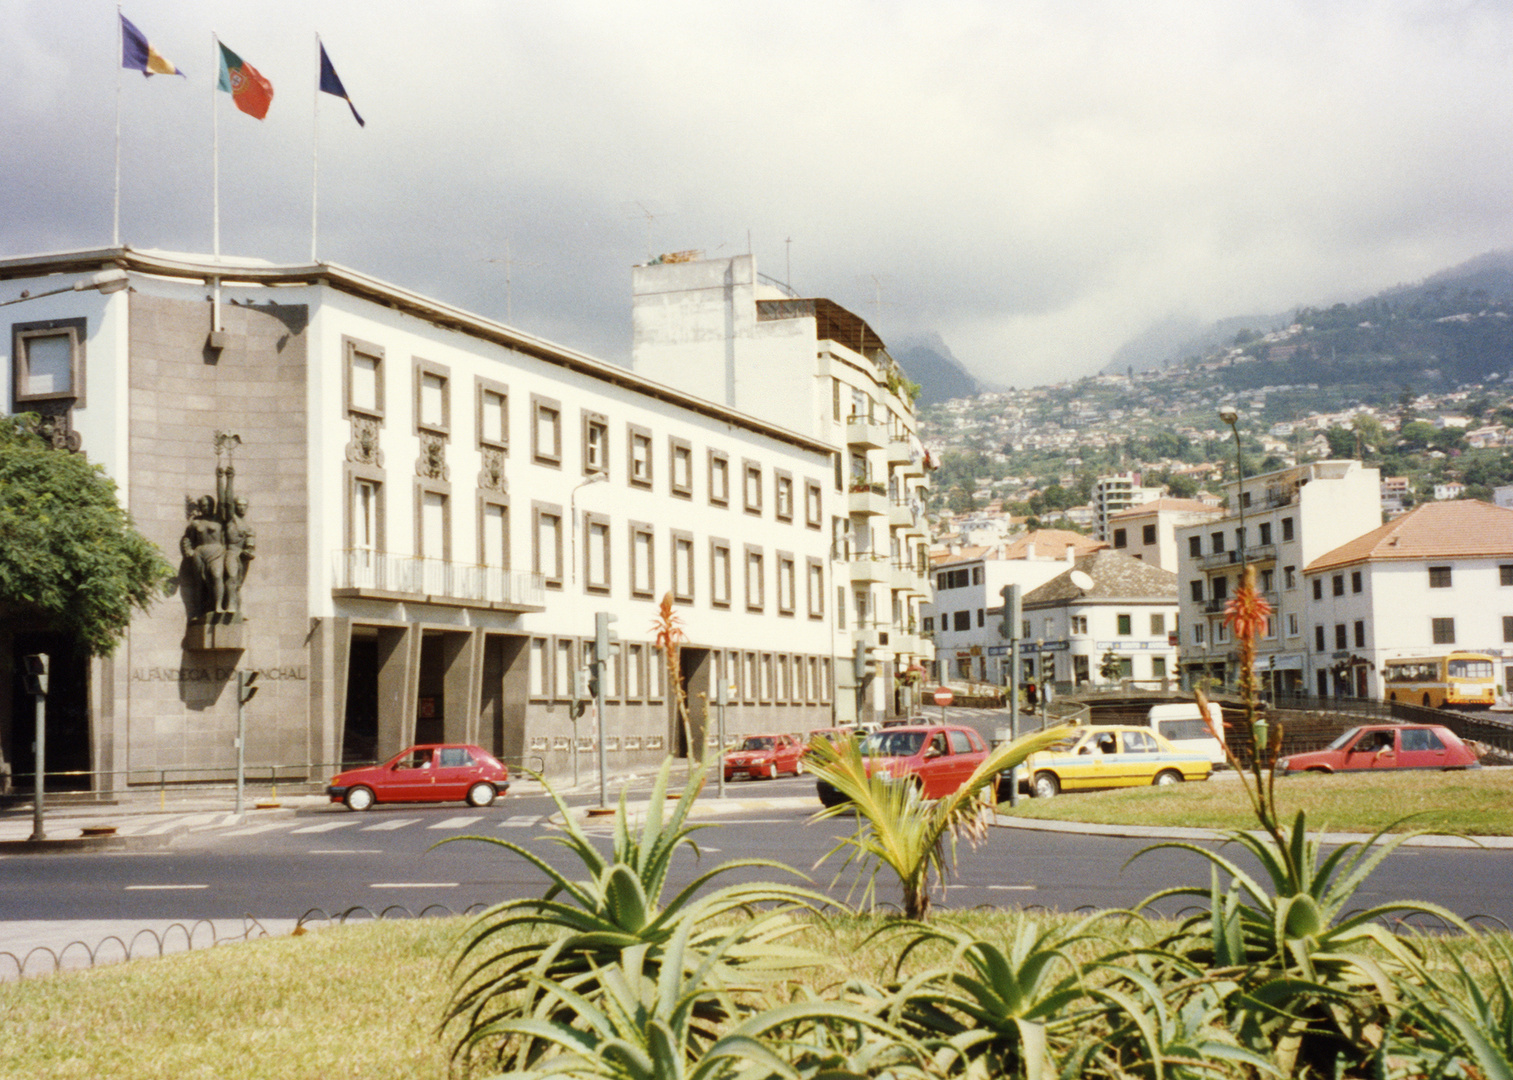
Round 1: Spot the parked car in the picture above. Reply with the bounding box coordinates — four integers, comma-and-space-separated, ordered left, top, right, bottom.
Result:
1012, 725, 1213, 799
724, 734, 805, 781
326, 743, 510, 811
1277, 724, 1480, 774
815, 724, 990, 807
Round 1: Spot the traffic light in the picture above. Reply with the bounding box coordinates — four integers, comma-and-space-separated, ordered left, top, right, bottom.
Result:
595, 611, 619, 663
571, 669, 591, 718
998, 584, 1021, 640
22, 654, 48, 697
852, 640, 868, 681
237, 669, 259, 704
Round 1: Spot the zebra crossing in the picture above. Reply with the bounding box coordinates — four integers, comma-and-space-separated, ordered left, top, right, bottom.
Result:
197, 812, 554, 840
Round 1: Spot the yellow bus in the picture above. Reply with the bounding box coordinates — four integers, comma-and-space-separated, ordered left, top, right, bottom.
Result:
1382, 652, 1496, 710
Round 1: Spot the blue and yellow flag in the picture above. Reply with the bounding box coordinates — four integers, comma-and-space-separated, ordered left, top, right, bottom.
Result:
121, 13, 184, 77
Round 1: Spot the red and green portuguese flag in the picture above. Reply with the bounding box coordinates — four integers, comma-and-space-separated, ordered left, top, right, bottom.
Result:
217, 41, 273, 119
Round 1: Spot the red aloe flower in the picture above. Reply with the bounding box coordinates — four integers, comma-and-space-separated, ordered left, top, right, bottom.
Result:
1223, 569, 1273, 644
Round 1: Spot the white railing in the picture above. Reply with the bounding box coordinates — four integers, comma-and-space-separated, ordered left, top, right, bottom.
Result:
334, 550, 545, 608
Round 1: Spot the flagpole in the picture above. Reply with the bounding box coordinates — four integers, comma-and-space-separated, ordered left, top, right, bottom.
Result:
311, 32, 320, 263
211, 31, 221, 333
114, 5, 123, 247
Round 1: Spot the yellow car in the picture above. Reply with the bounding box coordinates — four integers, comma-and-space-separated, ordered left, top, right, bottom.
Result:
1015, 725, 1213, 799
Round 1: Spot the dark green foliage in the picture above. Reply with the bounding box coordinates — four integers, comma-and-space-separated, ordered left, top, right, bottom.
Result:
0, 413, 172, 655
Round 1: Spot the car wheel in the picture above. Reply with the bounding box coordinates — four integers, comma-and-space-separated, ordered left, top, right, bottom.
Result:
344, 786, 375, 812
794, 759, 805, 776
766, 762, 778, 780
1153, 770, 1183, 787
466, 782, 496, 808
817, 782, 847, 808
1032, 772, 1059, 799
1424, 693, 1433, 708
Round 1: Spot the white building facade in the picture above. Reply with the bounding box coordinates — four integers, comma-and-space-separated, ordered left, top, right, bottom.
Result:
0, 248, 849, 790
1107, 497, 1225, 571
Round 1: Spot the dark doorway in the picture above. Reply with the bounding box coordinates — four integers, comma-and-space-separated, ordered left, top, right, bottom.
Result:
8, 632, 91, 791
342, 638, 378, 764
415, 634, 446, 745
482, 634, 527, 766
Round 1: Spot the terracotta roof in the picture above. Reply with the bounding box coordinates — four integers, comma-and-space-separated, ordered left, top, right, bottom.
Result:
1108, 498, 1221, 518
1000, 529, 1106, 559
1022, 549, 1178, 606
1305, 500, 1513, 573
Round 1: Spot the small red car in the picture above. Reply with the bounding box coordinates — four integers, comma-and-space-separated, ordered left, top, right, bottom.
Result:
723, 734, 805, 781
326, 743, 510, 811
1277, 724, 1480, 774
815, 724, 990, 806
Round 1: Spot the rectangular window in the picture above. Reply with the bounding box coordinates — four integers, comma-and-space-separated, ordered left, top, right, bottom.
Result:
13, 319, 87, 406
344, 336, 383, 417
1113, 528, 1127, 548
1188, 535, 1202, 558
555, 639, 574, 699
743, 460, 763, 514
1287, 613, 1299, 637
1281, 517, 1295, 542
745, 545, 765, 611
584, 513, 610, 593
1312, 578, 1323, 601
1152, 655, 1167, 679
978, 609, 986, 627
352, 477, 381, 553
531, 395, 562, 466
1143, 523, 1157, 545
532, 502, 563, 588
777, 553, 796, 615
626, 643, 645, 701
1071, 615, 1088, 634
1429, 565, 1452, 589
1258, 521, 1272, 546
953, 610, 970, 632
1351, 570, 1363, 594
670, 438, 693, 498
480, 500, 508, 568
628, 425, 653, 488
1433, 617, 1456, 645
1193, 623, 1205, 645
1354, 620, 1365, 648
419, 489, 448, 559
1211, 532, 1224, 554
1284, 566, 1296, 590
1190, 580, 1204, 602
1150, 613, 1165, 635
1334, 623, 1347, 650
1260, 568, 1274, 593
1502, 565, 1513, 587
1314, 625, 1325, 651
476, 379, 508, 449
416, 363, 449, 433
807, 558, 824, 618
1117, 613, 1132, 636
583, 412, 609, 475
710, 538, 731, 607
672, 530, 694, 603
529, 637, 549, 698
805, 480, 823, 529
630, 522, 655, 598
1332, 575, 1344, 597
775, 471, 794, 522
1504, 615, 1513, 643
1212, 576, 1228, 601
709, 451, 730, 506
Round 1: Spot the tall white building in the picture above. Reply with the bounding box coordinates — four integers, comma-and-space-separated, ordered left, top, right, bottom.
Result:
630, 254, 932, 721
1093, 472, 1162, 542
0, 247, 851, 790
1175, 460, 1381, 694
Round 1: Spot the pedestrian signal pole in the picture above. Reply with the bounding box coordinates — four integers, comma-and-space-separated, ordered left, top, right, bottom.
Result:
23, 655, 48, 841
235, 670, 259, 814
594, 612, 618, 808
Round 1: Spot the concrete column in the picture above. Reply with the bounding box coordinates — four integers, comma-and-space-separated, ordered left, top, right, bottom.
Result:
375, 624, 417, 755
441, 628, 483, 745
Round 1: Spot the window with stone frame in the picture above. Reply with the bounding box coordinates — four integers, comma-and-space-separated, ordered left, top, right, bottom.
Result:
628, 425, 653, 488
531, 395, 562, 466
532, 502, 563, 588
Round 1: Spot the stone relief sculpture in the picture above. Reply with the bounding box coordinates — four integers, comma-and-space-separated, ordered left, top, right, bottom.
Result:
182, 432, 253, 623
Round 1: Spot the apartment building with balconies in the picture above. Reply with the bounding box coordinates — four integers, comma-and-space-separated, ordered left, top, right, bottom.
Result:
1174, 459, 1380, 694
630, 254, 932, 721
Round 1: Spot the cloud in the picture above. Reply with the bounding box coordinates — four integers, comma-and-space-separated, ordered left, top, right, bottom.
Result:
4, 0, 1513, 387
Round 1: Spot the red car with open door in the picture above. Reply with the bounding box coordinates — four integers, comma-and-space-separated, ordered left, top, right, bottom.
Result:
326, 743, 510, 810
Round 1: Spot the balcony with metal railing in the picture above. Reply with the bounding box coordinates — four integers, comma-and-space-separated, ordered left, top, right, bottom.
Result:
847, 481, 888, 516
1197, 542, 1277, 570
332, 550, 546, 611
845, 414, 886, 449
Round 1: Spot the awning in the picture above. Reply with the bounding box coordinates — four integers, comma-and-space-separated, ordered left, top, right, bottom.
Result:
1252, 654, 1304, 673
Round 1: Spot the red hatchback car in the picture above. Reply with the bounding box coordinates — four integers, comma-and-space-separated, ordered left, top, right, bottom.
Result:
1277, 724, 1480, 774
326, 743, 510, 811
724, 734, 805, 781
815, 724, 990, 807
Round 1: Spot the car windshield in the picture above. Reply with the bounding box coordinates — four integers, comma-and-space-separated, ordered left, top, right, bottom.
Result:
739, 737, 775, 751
1324, 727, 1363, 751
859, 731, 926, 758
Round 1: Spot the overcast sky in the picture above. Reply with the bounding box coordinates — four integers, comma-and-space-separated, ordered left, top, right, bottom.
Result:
5, 0, 1513, 387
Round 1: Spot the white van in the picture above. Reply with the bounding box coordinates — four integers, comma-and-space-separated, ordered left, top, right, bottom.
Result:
1146, 702, 1227, 765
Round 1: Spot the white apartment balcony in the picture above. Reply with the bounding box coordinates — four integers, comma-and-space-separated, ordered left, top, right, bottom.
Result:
886, 433, 913, 465
846, 415, 886, 449
890, 560, 915, 591
850, 553, 891, 585
332, 550, 546, 611
848, 482, 888, 516
856, 624, 892, 651
888, 498, 917, 529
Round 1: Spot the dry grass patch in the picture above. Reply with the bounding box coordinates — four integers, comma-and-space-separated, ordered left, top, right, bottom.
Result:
1000, 767, 1513, 834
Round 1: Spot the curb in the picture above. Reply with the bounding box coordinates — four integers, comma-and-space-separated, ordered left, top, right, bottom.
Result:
0, 828, 186, 855
989, 813, 1513, 849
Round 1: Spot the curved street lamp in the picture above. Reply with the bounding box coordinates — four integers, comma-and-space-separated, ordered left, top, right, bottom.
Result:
1218, 405, 1246, 569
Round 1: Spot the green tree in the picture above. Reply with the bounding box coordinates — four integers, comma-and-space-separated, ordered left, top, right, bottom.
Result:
0, 415, 172, 655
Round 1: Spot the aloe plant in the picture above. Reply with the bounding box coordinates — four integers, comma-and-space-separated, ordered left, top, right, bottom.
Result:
1388, 932, 1513, 1080
440, 761, 831, 1071
807, 726, 1070, 920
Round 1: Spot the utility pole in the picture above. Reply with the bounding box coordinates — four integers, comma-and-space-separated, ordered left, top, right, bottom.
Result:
594, 612, 618, 809
999, 586, 1021, 807
23, 655, 48, 841
235, 670, 259, 814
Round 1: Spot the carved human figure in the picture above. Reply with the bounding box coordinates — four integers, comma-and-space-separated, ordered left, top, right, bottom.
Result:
224, 494, 255, 613
181, 494, 226, 617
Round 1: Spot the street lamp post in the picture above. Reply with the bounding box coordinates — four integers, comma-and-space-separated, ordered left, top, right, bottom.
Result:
568, 471, 608, 787
1219, 405, 1247, 693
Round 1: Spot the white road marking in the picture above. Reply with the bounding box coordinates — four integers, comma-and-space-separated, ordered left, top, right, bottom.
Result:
427, 816, 483, 830
982, 885, 1035, 891
307, 849, 383, 855
361, 818, 421, 831
217, 823, 294, 838
124, 884, 209, 891
290, 820, 359, 834
500, 815, 541, 827
369, 882, 458, 889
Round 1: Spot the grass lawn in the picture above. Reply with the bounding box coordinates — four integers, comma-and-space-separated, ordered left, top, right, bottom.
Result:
998, 767, 1513, 834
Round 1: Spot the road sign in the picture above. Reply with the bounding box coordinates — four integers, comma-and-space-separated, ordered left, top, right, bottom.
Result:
932, 687, 954, 707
